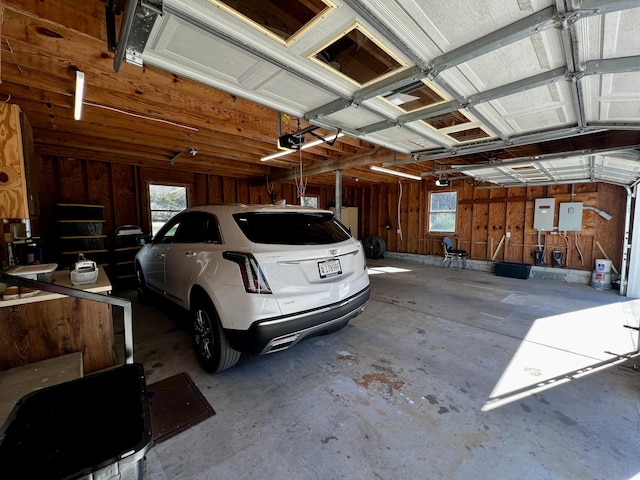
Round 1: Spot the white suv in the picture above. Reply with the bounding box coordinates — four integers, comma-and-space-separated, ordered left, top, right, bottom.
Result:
135, 203, 370, 372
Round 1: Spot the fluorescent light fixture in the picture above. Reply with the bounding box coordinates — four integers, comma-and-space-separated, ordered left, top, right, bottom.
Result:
370, 165, 422, 181
261, 132, 344, 161
74, 71, 85, 121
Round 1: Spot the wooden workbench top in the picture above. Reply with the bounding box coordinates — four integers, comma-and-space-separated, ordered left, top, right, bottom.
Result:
0, 268, 112, 307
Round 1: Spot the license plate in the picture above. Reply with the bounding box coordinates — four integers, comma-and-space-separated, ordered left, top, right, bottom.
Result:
318, 259, 342, 278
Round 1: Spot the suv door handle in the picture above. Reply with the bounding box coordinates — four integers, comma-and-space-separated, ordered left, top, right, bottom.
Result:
185, 251, 197, 257
157, 253, 165, 258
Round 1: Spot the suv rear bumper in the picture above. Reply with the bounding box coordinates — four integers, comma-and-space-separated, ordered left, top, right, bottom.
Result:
225, 286, 370, 355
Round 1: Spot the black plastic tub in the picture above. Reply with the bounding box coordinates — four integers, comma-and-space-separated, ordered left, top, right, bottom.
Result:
0, 363, 152, 480
495, 261, 532, 280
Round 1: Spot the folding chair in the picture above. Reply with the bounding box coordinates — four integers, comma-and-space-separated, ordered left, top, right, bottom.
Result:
442, 236, 467, 268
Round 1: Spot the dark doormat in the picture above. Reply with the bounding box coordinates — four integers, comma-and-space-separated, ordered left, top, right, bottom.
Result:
147, 372, 215, 444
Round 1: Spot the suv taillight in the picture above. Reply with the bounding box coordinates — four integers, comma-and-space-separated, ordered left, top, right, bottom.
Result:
223, 251, 272, 294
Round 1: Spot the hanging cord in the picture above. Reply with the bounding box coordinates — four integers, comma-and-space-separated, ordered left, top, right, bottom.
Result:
397, 180, 403, 242
291, 118, 306, 199
537, 230, 542, 251
574, 231, 584, 266
294, 134, 307, 199
562, 231, 570, 265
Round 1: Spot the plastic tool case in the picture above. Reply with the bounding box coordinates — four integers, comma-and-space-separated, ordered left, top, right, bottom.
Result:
495, 261, 532, 280
0, 273, 152, 480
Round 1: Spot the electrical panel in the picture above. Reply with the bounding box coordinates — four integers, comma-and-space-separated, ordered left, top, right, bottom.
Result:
533, 198, 555, 231
558, 202, 583, 231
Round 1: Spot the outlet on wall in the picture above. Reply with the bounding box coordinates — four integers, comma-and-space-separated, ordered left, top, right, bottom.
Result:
506, 231, 511, 238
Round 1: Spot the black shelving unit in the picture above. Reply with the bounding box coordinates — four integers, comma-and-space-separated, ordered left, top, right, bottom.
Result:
54, 204, 108, 269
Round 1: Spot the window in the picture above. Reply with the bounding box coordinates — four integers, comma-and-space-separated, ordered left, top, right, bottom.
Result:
300, 196, 318, 208
233, 212, 350, 245
149, 184, 188, 236
154, 212, 221, 244
429, 191, 457, 233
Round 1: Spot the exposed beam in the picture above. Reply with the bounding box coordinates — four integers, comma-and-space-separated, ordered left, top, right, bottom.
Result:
36, 145, 272, 177
269, 147, 403, 182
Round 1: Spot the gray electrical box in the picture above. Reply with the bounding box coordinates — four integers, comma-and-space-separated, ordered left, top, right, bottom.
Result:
558, 202, 583, 231
533, 198, 555, 231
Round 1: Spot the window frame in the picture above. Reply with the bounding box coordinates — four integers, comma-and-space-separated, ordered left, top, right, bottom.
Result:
428, 190, 458, 234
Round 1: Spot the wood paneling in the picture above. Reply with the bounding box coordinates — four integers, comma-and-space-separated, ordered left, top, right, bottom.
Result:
0, 104, 31, 219
192, 174, 208, 206
58, 157, 88, 202
111, 164, 137, 229
0, 297, 114, 374
208, 176, 224, 203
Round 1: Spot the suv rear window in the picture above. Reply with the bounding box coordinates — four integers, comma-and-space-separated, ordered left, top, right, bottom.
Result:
233, 212, 351, 245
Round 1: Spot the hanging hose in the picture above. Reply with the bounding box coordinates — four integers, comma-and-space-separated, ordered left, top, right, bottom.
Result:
574, 231, 584, 266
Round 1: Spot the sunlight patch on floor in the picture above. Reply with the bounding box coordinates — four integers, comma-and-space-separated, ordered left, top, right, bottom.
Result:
367, 266, 412, 275
483, 299, 640, 411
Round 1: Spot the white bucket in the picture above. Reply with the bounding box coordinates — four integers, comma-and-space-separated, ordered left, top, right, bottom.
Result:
595, 258, 612, 273
591, 271, 612, 290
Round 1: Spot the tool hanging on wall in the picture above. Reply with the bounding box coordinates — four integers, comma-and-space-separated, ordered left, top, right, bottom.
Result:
492, 234, 506, 260
266, 176, 277, 204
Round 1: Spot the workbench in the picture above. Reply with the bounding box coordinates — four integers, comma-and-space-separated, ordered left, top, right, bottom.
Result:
0, 269, 115, 375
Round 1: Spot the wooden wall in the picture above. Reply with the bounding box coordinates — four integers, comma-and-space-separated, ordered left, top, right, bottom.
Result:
34, 155, 626, 273
351, 179, 627, 272
35, 155, 335, 259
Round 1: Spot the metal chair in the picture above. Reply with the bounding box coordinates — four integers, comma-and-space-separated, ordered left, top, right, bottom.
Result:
442, 236, 467, 268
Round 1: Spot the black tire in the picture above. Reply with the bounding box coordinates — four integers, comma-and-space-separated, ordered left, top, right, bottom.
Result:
135, 264, 150, 304
192, 298, 240, 373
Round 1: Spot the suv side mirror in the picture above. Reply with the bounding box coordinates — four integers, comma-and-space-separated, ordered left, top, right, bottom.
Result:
136, 234, 152, 246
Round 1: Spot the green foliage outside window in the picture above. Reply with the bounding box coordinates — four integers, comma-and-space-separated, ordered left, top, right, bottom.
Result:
149, 184, 187, 235
429, 191, 457, 232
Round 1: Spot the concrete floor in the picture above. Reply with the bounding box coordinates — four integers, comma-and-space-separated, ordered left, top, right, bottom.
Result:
115, 259, 640, 480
